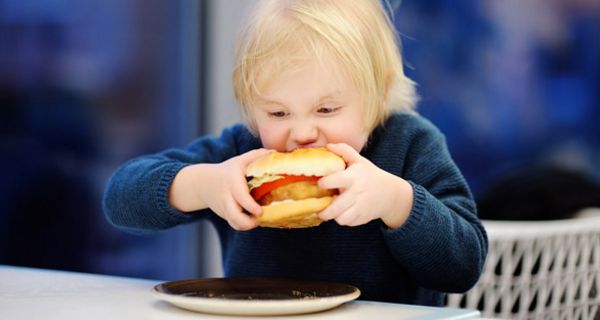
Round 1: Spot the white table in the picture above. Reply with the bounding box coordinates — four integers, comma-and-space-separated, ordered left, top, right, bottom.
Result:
0, 265, 480, 319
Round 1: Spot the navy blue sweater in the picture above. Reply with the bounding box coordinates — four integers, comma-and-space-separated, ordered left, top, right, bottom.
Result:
103, 113, 487, 306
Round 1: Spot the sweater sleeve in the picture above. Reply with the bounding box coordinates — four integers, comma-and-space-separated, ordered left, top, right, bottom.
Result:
102, 124, 259, 234
381, 117, 488, 293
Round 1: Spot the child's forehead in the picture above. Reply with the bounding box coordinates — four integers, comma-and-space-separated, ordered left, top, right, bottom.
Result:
256, 53, 351, 88
256, 60, 353, 100
256, 89, 345, 105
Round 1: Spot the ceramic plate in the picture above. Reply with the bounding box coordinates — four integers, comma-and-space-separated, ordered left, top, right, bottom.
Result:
152, 277, 361, 316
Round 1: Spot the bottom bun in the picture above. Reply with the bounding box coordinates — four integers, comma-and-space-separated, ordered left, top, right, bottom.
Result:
257, 197, 334, 228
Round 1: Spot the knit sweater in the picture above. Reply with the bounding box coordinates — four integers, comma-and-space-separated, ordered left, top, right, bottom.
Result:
103, 113, 488, 306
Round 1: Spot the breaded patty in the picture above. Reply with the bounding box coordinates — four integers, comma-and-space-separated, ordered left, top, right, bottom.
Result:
258, 181, 338, 206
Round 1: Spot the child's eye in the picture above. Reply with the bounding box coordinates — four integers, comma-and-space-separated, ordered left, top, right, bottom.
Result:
317, 106, 342, 115
268, 111, 289, 118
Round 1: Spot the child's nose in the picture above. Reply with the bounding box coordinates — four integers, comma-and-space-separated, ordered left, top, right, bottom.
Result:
291, 122, 319, 146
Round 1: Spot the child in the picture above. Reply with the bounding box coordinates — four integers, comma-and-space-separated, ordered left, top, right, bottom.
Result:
103, 0, 487, 306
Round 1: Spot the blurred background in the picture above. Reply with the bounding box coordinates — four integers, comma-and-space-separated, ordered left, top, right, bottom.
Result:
0, 0, 599, 281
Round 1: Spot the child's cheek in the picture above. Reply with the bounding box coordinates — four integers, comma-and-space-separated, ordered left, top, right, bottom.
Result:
257, 126, 286, 151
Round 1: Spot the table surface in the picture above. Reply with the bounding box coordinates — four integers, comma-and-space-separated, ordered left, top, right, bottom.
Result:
0, 265, 480, 320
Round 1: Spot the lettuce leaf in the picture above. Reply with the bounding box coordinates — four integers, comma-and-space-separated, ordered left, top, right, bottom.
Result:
247, 175, 284, 191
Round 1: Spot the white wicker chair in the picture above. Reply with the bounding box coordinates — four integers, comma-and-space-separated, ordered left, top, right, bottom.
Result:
446, 209, 600, 320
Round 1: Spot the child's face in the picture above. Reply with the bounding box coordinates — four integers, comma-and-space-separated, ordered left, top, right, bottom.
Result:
252, 59, 369, 152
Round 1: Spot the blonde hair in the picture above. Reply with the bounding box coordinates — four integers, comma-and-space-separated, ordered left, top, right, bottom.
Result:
232, 0, 418, 134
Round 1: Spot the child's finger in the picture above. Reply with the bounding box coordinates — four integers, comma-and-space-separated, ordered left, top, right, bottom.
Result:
334, 208, 359, 226
233, 184, 263, 216
225, 199, 258, 231
232, 173, 263, 216
319, 192, 353, 221
318, 169, 352, 190
239, 148, 273, 166
326, 143, 363, 165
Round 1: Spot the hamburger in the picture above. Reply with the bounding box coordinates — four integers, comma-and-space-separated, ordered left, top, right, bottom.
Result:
246, 147, 346, 228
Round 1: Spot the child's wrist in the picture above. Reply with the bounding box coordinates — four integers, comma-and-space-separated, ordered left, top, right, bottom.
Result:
169, 164, 211, 213
381, 178, 414, 229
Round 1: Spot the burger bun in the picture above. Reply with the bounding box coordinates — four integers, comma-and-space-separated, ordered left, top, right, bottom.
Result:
246, 147, 345, 178
257, 196, 334, 228
247, 148, 345, 228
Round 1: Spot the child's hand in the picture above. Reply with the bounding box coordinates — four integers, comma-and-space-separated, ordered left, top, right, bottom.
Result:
170, 148, 272, 231
202, 148, 273, 231
317, 143, 414, 229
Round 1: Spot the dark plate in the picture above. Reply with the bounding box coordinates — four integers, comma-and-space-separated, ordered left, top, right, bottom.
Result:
152, 277, 361, 316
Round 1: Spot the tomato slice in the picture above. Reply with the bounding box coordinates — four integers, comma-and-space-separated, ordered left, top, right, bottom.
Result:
250, 175, 320, 201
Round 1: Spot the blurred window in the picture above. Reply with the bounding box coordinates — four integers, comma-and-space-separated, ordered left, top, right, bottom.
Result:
0, 0, 205, 280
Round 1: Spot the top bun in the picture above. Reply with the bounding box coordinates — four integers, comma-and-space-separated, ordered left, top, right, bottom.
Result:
247, 147, 345, 177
